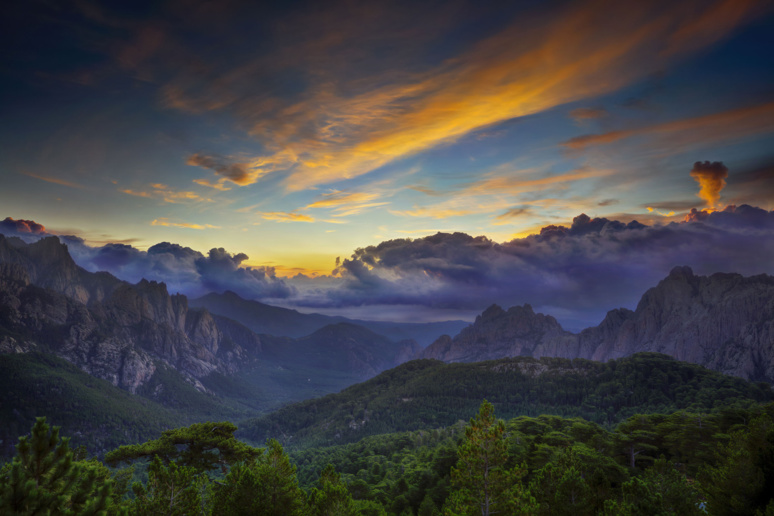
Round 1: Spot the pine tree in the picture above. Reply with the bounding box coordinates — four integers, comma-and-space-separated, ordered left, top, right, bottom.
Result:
105, 421, 260, 473
211, 439, 307, 516
129, 456, 207, 516
444, 400, 537, 516
0, 417, 123, 515
307, 464, 359, 516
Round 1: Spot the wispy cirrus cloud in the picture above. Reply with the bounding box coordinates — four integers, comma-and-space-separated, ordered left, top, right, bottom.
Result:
260, 211, 316, 223
150, 218, 220, 230
563, 100, 774, 151
392, 166, 613, 221
304, 190, 390, 217
164, 0, 762, 192
121, 183, 212, 204
193, 178, 232, 191
23, 171, 87, 190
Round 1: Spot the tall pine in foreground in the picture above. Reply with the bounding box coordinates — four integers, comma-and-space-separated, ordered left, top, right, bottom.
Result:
444, 400, 537, 516
0, 417, 124, 515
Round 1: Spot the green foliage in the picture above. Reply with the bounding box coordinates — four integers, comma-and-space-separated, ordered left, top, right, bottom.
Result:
445, 401, 508, 515
130, 455, 208, 515
211, 439, 307, 515
0, 417, 125, 515
308, 464, 360, 516
105, 421, 261, 472
604, 457, 703, 516
239, 353, 773, 450
700, 413, 774, 515
0, 352, 186, 459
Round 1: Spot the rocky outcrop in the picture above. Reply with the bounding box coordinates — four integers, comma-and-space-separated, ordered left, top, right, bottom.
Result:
0, 235, 122, 304
0, 235, 416, 396
420, 267, 774, 383
420, 304, 577, 362
0, 237, 263, 393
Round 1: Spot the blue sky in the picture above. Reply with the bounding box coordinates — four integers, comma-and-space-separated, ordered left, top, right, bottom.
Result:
1, 0, 773, 328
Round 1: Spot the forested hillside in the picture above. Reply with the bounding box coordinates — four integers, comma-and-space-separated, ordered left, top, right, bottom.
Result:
3, 401, 773, 515
0, 352, 247, 459
239, 353, 773, 449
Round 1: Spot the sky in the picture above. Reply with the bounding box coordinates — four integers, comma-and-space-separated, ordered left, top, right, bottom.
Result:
1, 0, 774, 330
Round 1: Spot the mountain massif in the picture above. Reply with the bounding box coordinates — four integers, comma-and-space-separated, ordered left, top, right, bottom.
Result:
0, 235, 419, 404
420, 266, 774, 383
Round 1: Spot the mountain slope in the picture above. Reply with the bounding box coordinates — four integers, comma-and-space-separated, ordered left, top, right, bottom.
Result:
237, 353, 773, 449
0, 352, 188, 458
191, 290, 467, 346
0, 235, 426, 413
421, 267, 774, 383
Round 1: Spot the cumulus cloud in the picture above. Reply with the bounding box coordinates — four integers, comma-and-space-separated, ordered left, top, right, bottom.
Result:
4, 204, 774, 329
292, 205, 774, 329
690, 160, 728, 209
186, 153, 271, 186
68, 239, 295, 300
0, 217, 46, 237
0, 218, 294, 301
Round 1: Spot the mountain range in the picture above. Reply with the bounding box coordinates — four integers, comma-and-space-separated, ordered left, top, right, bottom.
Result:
0, 235, 421, 406
1, 232, 774, 424
420, 265, 774, 383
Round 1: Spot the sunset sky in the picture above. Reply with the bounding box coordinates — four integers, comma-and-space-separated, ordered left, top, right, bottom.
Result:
2, 0, 773, 328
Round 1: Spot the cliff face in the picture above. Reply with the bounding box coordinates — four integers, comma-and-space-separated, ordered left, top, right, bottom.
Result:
419, 267, 774, 383
584, 266, 774, 381
0, 234, 417, 395
0, 235, 260, 393
420, 304, 577, 362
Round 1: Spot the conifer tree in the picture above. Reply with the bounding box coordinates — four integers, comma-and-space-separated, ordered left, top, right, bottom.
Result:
105, 421, 260, 473
0, 417, 122, 515
444, 400, 537, 516
308, 464, 359, 516
130, 456, 207, 516
211, 439, 307, 516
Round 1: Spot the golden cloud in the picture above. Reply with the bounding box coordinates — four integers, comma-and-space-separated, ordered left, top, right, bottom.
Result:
209, 0, 759, 192
193, 178, 232, 191
261, 212, 316, 223
121, 184, 212, 204
150, 218, 220, 229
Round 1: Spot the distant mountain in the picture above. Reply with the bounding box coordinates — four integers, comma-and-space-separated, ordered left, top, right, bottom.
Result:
0, 236, 258, 393
0, 235, 425, 411
191, 290, 467, 346
421, 266, 774, 383
261, 323, 421, 379
237, 353, 774, 449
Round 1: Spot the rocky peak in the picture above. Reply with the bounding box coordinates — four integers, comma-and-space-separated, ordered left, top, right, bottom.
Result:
478, 304, 505, 323
420, 302, 575, 362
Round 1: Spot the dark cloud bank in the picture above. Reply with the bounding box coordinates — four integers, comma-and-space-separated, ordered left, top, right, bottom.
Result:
3, 205, 774, 328
307, 204, 774, 329
0, 217, 294, 301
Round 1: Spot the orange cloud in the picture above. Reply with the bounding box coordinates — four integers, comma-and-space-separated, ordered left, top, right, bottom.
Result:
690, 161, 728, 209
306, 190, 381, 209
201, 0, 758, 192
563, 100, 774, 151
121, 184, 212, 204
150, 218, 220, 229
193, 178, 232, 191
261, 212, 316, 223
23, 171, 86, 189
304, 190, 390, 216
